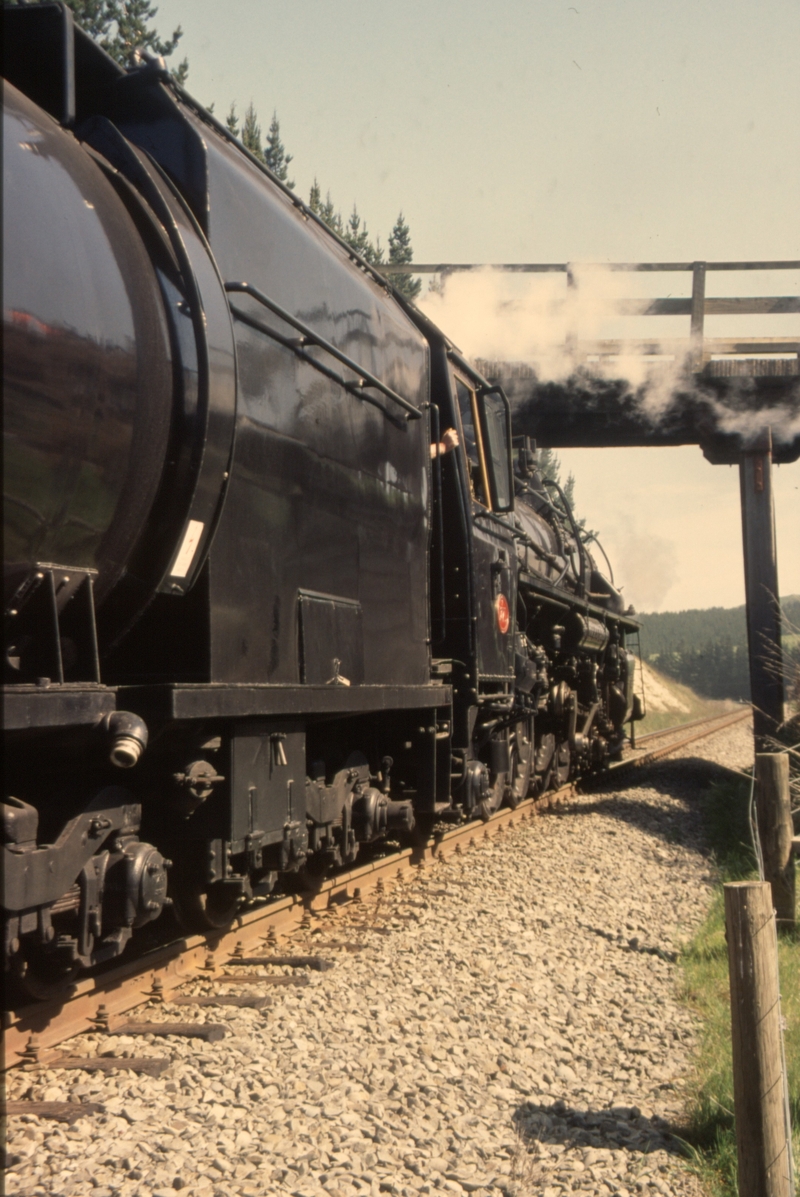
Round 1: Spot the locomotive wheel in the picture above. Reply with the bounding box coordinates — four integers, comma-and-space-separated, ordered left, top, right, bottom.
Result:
411, 813, 438, 845
508, 730, 533, 809
554, 742, 571, 787
11, 949, 81, 1004
476, 772, 508, 822
172, 883, 241, 934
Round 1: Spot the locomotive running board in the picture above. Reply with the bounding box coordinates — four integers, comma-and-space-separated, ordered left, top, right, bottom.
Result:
3, 684, 116, 731
116, 683, 452, 722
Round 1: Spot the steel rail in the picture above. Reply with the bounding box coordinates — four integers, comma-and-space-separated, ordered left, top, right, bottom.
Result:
612, 708, 750, 770
634, 709, 749, 746
2, 707, 751, 1071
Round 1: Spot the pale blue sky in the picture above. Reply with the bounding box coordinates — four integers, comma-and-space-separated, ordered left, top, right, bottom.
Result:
158, 0, 799, 611
162, 0, 798, 263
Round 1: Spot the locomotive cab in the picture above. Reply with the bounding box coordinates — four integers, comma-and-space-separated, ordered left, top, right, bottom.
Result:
423, 351, 521, 821
423, 346, 642, 822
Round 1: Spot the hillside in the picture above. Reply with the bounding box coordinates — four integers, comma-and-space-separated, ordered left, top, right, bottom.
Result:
632, 660, 739, 734
634, 595, 800, 702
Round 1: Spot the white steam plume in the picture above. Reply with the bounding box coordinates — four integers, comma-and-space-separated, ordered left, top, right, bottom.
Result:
605, 527, 680, 613
417, 267, 800, 448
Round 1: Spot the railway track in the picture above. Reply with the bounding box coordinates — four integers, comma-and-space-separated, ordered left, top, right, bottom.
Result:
2, 706, 751, 1076
615, 706, 750, 764
632, 708, 748, 747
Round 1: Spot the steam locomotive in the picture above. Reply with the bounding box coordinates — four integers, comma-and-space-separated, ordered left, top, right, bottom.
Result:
2, 3, 641, 998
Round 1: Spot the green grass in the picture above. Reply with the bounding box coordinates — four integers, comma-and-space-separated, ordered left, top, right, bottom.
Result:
635, 670, 738, 736
678, 774, 800, 1195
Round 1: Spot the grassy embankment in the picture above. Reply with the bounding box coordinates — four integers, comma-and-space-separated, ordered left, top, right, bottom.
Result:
632, 660, 739, 736
678, 771, 799, 1194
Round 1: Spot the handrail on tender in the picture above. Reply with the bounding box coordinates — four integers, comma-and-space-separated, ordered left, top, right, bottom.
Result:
224, 281, 422, 421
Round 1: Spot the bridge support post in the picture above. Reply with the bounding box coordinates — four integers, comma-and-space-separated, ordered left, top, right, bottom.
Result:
739, 428, 784, 751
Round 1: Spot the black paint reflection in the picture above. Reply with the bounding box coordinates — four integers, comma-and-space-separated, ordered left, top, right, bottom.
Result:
3, 84, 172, 605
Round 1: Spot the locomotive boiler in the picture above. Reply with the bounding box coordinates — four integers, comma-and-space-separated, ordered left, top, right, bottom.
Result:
2, 2, 641, 998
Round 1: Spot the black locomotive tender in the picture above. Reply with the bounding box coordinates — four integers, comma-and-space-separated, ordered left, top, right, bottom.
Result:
3, 4, 641, 998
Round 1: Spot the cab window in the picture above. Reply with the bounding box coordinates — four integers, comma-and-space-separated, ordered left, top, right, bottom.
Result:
455, 378, 489, 506
480, 391, 513, 511
454, 376, 513, 512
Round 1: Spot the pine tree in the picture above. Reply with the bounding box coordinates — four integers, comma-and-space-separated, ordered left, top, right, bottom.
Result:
344, 205, 368, 257
32, 0, 189, 81
366, 236, 384, 267
225, 102, 239, 138
240, 103, 265, 162
345, 206, 364, 251
535, 451, 594, 538
342, 206, 383, 266
565, 475, 595, 537
264, 113, 294, 189
320, 192, 343, 235
386, 212, 421, 300
171, 57, 189, 86
536, 446, 563, 486
53, 0, 116, 41
307, 182, 346, 239
113, 0, 183, 61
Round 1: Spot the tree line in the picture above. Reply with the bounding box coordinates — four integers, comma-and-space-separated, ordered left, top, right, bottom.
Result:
652, 638, 751, 702
533, 446, 597, 546
224, 103, 420, 299
638, 597, 800, 703
8, 0, 190, 82
20, 0, 421, 300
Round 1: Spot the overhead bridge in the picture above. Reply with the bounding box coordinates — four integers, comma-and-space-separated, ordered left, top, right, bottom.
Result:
389, 258, 800, 463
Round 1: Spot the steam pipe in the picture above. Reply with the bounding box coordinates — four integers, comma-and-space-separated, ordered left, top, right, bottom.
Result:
100, 712, 149, 768
543, 477, 588, 597
428, 402, 447, 644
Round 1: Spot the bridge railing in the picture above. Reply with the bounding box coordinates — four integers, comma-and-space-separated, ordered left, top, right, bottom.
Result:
386, 259, 800, 375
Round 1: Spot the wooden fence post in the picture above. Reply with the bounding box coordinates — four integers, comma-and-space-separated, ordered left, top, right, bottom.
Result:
756, 752, 796, 931
725, 881, 793, 1197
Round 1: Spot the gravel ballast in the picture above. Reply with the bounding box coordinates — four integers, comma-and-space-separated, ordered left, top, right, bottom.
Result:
3, 721, 754, 1197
